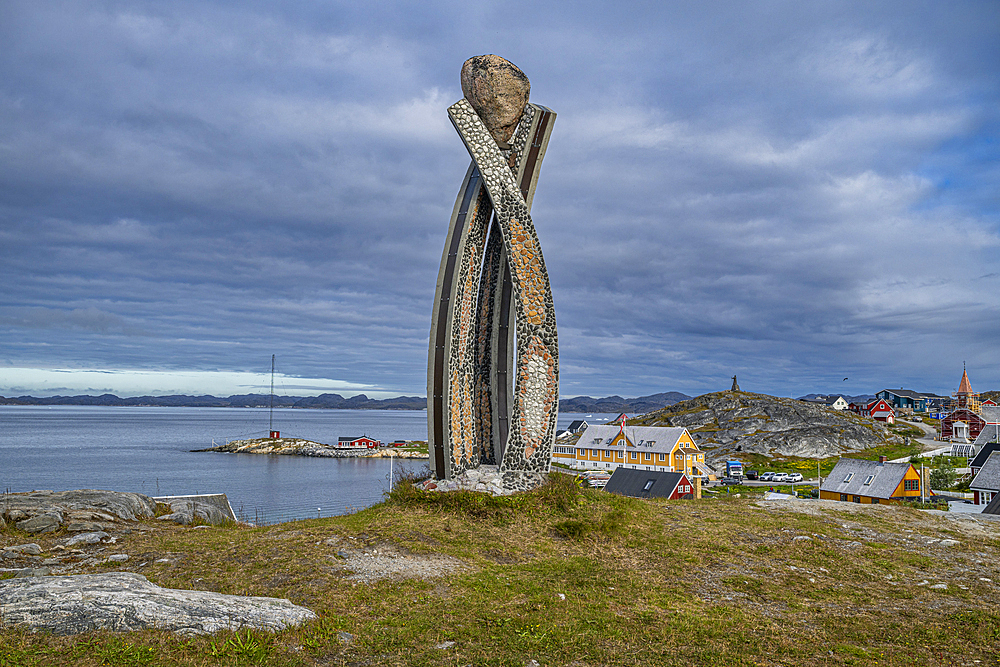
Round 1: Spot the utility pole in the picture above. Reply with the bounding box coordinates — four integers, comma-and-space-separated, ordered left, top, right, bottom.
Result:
269, 354, 275, 434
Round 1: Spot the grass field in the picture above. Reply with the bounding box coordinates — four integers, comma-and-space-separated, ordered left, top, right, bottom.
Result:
2, 474, 999, 666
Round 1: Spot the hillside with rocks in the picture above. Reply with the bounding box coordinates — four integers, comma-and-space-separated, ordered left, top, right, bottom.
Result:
632, 391, 905, 460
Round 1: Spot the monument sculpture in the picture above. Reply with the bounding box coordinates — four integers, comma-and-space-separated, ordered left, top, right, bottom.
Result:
428, 55, 558, 483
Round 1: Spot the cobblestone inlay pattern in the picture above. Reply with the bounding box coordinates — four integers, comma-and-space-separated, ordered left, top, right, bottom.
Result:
434, 103, 540, 478
473, 104, 540, 468
448, 98, 559, 475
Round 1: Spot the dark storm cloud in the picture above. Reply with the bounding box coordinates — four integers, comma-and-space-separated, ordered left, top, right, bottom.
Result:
1, 0, 998, 398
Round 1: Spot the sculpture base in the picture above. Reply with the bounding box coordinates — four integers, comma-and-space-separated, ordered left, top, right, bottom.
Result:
417, 465, 548, 496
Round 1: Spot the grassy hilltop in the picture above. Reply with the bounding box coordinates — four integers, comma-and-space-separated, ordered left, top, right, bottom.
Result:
2, 474, 999, 666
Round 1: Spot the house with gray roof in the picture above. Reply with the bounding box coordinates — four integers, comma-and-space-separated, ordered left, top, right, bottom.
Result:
980, 406, 1000, 424
970, 451, 1000, 507
603, 468, 696, 500
982, 491, 1000, 516
819, 458, 923, 504
551, 424, 706, 476
970, 441, 1000, 475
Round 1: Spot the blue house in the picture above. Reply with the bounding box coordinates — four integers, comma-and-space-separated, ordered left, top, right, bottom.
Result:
876, 389, 932, 412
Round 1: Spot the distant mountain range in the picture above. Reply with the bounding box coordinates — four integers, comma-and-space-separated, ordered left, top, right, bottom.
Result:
558, 392, 691, 414
0, 390, 692, 412
0, 393, 426, 410
797, 393, 875, 405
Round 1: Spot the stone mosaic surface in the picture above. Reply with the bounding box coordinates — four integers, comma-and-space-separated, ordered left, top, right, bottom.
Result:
427, 95, 558, 480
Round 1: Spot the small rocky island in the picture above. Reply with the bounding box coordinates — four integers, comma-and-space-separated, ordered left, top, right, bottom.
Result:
193, 437, 428, 459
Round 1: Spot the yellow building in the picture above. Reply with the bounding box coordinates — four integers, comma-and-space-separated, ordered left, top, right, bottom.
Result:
818, 457, 922, 504
552, 425, 707, 476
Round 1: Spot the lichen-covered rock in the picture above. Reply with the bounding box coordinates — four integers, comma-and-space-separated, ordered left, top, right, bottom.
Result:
63, 531, 110, 547
0, 573, 316, 636
2, 544, 42, 556
2, 490, 155, 526
154, 495, 234, 526
460, 54, 530, 144
637, 391, 905, 460
16, 515, 61, 534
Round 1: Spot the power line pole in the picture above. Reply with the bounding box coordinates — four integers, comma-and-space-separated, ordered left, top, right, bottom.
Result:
269, 354, 275, 434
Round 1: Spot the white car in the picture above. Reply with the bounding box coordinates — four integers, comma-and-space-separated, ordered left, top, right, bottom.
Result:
771, 473, 789, 482
760, 472, 777, 481
786, 473, 804, 483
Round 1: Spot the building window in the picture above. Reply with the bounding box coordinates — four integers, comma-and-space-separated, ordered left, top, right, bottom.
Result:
840, 494, 847, 501
644, 453, 651, 461
904, 479, 919, 491
630, 452, 637, 460
844, 473, 854, 483
658, 454, 666, 462
643, 480, 655, 492
872, 498, 879, 504
853, 496, 861, 503
864, 475, 874, 485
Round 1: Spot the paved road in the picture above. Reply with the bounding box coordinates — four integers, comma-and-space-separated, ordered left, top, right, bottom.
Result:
711, 479, 819, 488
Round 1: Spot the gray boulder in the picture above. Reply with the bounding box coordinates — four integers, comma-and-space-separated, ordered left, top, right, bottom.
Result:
16, 515, 61, 534
2, 544, 42, 556
64, 531, 110, 547
0, 573, 316, 635
153, 495, 236, 526
66, 521, 105, 533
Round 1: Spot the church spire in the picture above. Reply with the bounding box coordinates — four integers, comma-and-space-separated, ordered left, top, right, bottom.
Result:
958, 363, 973, 395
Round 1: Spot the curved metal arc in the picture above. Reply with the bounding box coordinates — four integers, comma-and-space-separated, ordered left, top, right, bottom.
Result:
426, 163, 485, 478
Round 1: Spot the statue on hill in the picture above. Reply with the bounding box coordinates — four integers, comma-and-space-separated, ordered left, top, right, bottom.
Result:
731, 375, 740, 392
427, 55, 559, 482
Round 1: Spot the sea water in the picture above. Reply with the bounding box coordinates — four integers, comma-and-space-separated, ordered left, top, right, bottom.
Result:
0, 406, 614, 523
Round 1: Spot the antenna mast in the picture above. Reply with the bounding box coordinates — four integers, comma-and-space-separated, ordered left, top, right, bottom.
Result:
269, 354, 275, 433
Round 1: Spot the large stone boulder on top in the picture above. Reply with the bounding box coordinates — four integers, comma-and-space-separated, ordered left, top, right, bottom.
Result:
461, 54, 530, 145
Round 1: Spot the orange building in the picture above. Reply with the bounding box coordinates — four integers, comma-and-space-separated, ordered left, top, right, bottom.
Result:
819, 457, 922, 504
552, 425, 707, 476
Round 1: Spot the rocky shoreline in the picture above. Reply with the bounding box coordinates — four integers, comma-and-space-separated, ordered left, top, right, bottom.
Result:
192, 437, 429, 459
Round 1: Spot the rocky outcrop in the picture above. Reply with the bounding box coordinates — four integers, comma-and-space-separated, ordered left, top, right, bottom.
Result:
153, 495, 236, 525
635, 391, 905, 460
195, 437, 355, 457
1, 490, 156, 533
0, 573, 316, 635
194, 438, 429, 459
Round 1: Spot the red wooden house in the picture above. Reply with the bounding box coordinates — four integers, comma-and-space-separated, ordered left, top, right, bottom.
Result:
862, 399, 895, 424
942, 409, 985, 442
336, 436, 381, 449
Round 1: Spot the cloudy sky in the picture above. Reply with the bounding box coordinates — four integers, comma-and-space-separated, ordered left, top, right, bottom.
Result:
1, 0, 998, 400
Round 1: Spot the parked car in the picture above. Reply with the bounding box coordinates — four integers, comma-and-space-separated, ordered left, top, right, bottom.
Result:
760, 472, 776, 481
720, 476, 743, 485
786, 472, 804, 482
771, 473, 789, 482
745, 470, 760, 480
